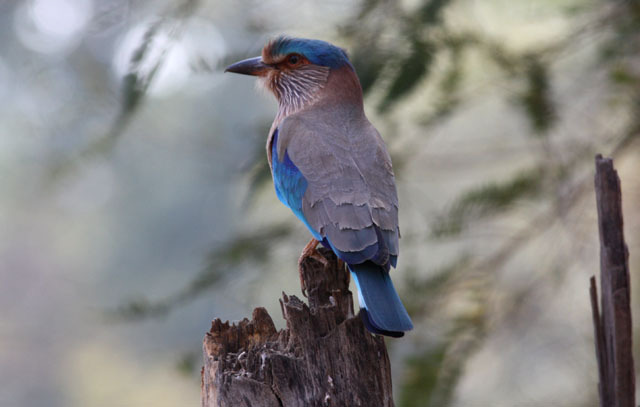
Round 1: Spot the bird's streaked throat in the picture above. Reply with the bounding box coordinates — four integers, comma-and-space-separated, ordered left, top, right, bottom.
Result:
260, 64, 331, 120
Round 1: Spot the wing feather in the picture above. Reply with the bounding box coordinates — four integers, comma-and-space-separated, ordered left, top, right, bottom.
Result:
275, 105, 399, 265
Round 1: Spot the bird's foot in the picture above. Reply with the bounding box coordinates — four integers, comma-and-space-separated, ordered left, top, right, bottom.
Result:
298, 238, 328, 297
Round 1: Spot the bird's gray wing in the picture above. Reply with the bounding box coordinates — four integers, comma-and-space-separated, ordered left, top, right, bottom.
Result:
276, 106, 399, 266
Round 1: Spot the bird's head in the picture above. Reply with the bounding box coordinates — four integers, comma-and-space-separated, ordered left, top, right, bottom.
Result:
225, 37, 354, 114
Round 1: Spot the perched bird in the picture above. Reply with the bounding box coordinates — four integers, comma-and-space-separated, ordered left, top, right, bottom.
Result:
225, 37, 413, 337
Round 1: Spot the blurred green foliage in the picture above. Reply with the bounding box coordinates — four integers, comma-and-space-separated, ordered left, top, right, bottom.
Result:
111, 224, 291, 320
432, 169, 543, 237
403, 256, 471, 317
518, 55, 556, 136
176, 351, 199, 377
48, 1, 201, 182
398, 345, 448, 407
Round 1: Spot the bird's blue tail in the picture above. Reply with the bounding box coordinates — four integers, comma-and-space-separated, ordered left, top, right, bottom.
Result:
349, 262, 413, 337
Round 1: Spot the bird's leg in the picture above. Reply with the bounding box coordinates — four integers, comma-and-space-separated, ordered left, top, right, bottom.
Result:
297, 238, 328, 297
298, 237, 329, 267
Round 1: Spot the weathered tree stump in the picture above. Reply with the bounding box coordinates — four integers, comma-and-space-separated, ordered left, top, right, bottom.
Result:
201, 248, 395, 407
589, 154, 635, 407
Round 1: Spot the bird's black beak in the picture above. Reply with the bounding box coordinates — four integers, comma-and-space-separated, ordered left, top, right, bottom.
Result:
224, 56, 270, 76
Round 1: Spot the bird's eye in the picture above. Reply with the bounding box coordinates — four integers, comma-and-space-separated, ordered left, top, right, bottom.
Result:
288, 54, 301, 65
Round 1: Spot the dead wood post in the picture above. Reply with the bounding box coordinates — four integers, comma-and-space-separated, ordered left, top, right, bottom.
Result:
201, 248, 395, 407
590, 154, 635, 407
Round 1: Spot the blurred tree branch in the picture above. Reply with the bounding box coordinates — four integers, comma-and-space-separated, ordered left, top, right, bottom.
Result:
109, 224, 291, 321
48, 0, 201, 182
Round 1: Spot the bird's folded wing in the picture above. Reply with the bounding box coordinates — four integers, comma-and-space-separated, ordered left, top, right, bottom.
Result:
275, 107, 399, 263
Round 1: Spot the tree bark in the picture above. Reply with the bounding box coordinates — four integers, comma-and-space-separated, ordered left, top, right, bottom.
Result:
201, 248, 395, 407
590, 154, 635, 407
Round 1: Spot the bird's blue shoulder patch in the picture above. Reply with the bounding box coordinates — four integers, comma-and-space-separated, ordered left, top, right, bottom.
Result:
271, 129, 322, 240
268, 36, 351, 69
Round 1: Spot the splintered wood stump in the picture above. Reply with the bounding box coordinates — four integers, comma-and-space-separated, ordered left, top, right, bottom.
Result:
201, 248, 394, 407
590, 155, 635, 407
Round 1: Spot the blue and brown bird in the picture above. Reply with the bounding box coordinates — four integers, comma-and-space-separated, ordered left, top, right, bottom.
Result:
225, 36, 413, 337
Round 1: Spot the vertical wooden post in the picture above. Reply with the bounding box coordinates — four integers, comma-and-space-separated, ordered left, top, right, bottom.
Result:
201, 248, 395, 407
590, 154, 635, 407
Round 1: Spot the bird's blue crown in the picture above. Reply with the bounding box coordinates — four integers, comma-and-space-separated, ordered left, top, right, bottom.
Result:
265, 36, 352, 69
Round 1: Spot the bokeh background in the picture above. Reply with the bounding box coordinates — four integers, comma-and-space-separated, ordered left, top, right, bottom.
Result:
1, 0, 639, 405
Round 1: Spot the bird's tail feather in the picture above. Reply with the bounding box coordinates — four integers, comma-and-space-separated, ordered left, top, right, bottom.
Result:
349, 262, 413, 337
